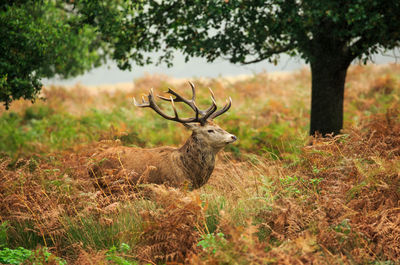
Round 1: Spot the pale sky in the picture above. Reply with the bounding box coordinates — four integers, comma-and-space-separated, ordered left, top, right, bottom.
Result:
44, 50, 399, 86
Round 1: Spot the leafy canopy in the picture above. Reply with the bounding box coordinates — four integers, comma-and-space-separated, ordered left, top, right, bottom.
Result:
3, 0, 399, 109
78, 0, 400, 68
0, 1, 106, 108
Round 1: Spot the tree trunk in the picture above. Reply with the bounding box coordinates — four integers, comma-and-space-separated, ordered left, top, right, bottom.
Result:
310, 56, 350, 136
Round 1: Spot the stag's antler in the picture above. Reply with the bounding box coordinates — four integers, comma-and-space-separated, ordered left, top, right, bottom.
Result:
133, 82, 231, 125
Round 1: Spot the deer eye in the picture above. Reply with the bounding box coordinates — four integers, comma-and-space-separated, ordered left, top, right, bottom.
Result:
207, 129, 215, 133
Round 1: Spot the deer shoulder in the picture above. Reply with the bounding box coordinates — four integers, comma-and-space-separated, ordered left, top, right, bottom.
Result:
88, 82, 237, 190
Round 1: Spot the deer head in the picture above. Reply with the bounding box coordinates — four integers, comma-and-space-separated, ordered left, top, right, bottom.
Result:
134, 82, 237, 152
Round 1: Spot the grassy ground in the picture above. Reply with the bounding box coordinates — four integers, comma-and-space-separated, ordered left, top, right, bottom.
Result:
0, 64, 399, 264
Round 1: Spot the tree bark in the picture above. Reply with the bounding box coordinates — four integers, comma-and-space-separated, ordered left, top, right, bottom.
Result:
310, 55, 350, 136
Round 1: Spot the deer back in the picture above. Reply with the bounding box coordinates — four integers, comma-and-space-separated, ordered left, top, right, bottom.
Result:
89, 145, 191, 188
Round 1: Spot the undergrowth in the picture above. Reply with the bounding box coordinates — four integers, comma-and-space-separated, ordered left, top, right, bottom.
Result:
0, 64, 399, 264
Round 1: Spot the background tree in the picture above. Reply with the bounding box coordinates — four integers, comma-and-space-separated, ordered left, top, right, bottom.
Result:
0, 1, 107, 109
76, 0, 400, 135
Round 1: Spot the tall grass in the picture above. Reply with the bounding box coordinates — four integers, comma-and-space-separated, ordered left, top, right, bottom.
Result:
0, 64, 399, 264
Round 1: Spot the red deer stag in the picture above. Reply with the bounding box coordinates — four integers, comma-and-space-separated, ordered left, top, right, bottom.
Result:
88, 82, 236, 190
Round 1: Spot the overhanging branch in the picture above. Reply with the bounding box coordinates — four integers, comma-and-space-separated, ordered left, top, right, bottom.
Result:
345, 35, 377, 64
241, 57, 270, 65
240, 45, 293, 65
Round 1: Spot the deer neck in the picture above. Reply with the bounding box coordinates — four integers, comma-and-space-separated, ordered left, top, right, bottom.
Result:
178, 133, 217, 189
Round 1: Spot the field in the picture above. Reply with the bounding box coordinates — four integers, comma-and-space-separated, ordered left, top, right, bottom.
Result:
0, 64, 399, 264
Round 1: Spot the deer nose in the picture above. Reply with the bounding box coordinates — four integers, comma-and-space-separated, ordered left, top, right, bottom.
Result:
231, 135, 237, 141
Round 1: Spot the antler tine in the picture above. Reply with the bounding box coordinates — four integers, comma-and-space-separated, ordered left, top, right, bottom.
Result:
157, 87, 199, 115
157, 81, 195, 102
133, 88, 196, 123
208, 87, 216, 101
188, 81, 196, 101
156, 83, 201, 119
199, 94, 217, 123
157, 88, 186, 102
133, 97, 141, 106
133, 89, 153, 107
197, 87, 218, 123
209, 97, 232, 120
201, 87, 217, 114
169, 96, 179, 118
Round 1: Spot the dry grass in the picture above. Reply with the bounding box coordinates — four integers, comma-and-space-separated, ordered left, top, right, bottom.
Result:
0, 64, 399, 264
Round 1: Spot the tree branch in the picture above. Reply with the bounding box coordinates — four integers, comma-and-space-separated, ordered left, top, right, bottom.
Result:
240, 45, 292, 65
344, 35, 377, 64
241, 56, 270, 65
